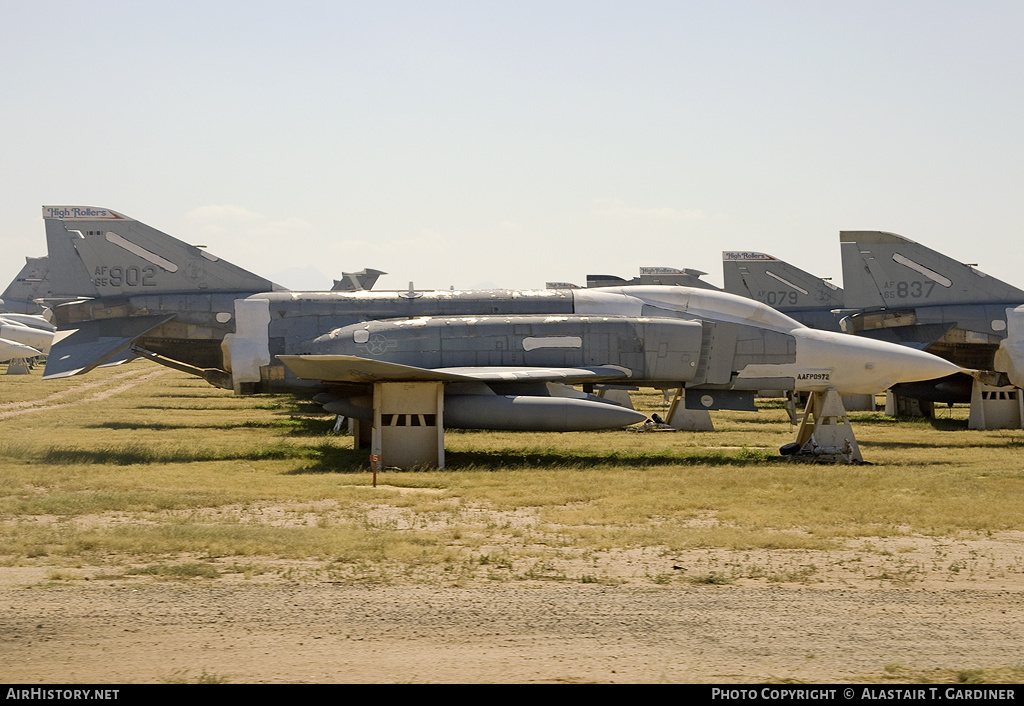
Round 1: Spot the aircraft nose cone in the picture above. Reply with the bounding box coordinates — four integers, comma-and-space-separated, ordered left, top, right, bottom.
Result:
797, 330, 963, 394
884, 344, 962, 383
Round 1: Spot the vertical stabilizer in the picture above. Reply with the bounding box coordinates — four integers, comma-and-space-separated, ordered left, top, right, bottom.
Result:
331, 268, 387, 292
1, 256, 49, 301
0, 256, 51, 314
45, 218, 99, 298
723, 251, 844, 311
840, 231, 1024, 310
42, 206, 281, 296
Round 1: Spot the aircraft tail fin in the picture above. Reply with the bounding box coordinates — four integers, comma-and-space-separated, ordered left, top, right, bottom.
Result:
331, 268, 387, 292
586, 268, 719, 290
42, 206, 281, 297
1, 256, 50, 304
722, 252, 844, 311
840, 231, 1024, 310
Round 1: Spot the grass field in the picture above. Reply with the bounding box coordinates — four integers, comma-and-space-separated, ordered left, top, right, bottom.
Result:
3, 359, 1024, 588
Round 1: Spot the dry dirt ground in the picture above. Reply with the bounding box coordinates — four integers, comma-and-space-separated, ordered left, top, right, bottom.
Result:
2, 367, 1021, 683
2, 533, 1023, 684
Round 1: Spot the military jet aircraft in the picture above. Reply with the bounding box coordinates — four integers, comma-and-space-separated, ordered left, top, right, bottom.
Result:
839, 231, 1024, 404
40, 206, 961, 466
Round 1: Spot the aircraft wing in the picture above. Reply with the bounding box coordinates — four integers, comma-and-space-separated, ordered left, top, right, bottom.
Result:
277, 354, 633, 385
44, 314, 176, 379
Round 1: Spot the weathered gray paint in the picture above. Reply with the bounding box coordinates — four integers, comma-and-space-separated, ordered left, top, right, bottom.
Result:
39, 207, 964, 436
840, 230, 1024, 375
723, 251, 844, 332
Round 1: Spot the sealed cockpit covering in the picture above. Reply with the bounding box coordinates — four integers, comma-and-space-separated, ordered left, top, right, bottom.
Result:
995, 305, 1024, 389
734, 325, 797, 368
691, 321, 736, 385
636, 318, 704, 382
222, 298, 272, 393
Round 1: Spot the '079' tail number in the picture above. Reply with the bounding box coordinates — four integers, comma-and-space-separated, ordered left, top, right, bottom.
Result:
757, 290, 799, 306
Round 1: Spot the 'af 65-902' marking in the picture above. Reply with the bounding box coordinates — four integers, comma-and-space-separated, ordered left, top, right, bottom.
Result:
93, 265, 157, 287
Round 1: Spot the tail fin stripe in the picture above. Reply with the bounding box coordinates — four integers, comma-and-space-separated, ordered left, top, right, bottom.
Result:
105, 233, 179, 272
892, 253, 951, 287
765, 270, 809, 295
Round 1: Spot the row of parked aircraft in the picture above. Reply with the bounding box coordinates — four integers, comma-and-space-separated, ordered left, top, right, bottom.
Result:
0, 256, 55, 368
0, 257, 387, 367
562, 231, 1024, 412
6, 205, 1020, 466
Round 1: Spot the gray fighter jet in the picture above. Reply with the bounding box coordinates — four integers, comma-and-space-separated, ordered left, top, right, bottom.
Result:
39, 206, 961, 466
839, 231, 1024, 403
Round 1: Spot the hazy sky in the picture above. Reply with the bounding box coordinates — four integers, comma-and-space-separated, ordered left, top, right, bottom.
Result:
2, 1, 1022, 293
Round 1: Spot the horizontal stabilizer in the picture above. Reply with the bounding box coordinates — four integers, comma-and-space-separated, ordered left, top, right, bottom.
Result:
43, 314, 176, 379
278, 354, 633, 385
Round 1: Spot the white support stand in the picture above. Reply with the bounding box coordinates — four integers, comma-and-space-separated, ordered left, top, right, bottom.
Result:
371, 381, 445, 470
665, 387, 714, 431
347, 417, 372, 449
595, 387, 635, 410
5, 358, 30, 375
842, 393, 875, 412
968, 380, 1024, 430
786, 388, 863, 463
884, 390, 934, 418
